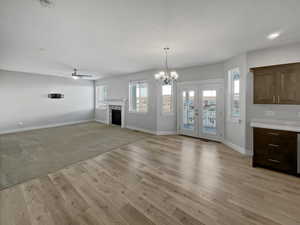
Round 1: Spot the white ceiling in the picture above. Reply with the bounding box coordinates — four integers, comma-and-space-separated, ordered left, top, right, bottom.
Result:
1, 0, 300, 79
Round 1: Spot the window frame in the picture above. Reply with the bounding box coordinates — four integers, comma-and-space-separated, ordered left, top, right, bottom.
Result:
161, 83, 175, 115
227, 68, 241, 123
128, 80, 149, 114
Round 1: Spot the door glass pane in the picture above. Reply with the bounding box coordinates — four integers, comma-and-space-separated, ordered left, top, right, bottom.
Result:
202, 90, 216, 135
183, 90, 195, 130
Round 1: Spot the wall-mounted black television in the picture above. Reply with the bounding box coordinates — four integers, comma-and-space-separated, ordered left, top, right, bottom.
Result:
48, 93, 64, 99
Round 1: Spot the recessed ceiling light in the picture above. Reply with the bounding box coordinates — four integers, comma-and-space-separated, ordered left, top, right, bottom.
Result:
267, 32, 280, 40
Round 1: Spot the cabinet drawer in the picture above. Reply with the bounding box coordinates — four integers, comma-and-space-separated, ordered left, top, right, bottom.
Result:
253, 128, 297, 149
253, 128, 298, 174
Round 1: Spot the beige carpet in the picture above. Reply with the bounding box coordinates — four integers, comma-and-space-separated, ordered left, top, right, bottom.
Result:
0, 122, 151, 190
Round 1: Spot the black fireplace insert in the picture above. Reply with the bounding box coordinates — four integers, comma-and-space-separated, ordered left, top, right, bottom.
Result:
111, 108, 121, 126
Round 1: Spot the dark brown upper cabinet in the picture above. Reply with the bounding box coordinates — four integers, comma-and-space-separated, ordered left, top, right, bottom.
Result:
252, 63, 300, 104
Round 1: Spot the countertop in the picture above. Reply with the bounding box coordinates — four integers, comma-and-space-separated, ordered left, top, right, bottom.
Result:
250, 118, 300, 132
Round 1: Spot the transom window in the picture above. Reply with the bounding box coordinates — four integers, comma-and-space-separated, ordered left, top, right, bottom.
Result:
129, 81, 148, 113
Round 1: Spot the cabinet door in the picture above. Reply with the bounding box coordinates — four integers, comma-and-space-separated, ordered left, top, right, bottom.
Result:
277, 64, 300, 104
253, 68, 276, 104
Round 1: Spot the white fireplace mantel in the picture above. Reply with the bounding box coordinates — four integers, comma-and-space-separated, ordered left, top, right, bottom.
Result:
103, 98, 127, 106
103, 99, 127, 128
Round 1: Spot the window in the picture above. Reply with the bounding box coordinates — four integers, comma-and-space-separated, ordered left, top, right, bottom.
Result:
96, 85, 107, 108
228, 68, 241, 120
162, 84, 173, 114
97, 85, 107, 102
129, 81, 148, 113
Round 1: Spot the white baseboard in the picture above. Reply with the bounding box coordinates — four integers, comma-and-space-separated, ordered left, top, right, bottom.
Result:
94, 119, 107, 124
222, 140, 247, 155
125, 125, 157, 135
156, 131, 177, 135
0, 120, 94, 135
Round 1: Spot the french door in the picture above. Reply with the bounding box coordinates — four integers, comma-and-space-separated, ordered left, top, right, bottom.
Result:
178, 82, 224, 141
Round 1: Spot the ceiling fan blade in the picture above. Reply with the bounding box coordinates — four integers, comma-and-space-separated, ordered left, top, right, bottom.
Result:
71, 68, 93, 79
76, 74, 93, 77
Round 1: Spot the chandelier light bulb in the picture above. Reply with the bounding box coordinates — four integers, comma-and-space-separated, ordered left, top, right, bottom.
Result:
154, 73, 161, 79
170, 71, 178, 79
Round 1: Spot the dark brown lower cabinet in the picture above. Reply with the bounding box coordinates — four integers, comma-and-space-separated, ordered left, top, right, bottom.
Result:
253, 128, 298, 175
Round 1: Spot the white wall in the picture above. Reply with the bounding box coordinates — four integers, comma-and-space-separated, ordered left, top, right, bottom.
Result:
156, 63, 225, 134
0, 70, 94, 134
177, 63, 224, 82
223, 54, 248, 153
95, 63, 224, 134
95, 70, 158, 133
247, 43, 300, 68
246, 42, 300, 152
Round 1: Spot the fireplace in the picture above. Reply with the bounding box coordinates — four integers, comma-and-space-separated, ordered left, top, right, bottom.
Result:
111, 105, 122, 126
103, 99, 126, 128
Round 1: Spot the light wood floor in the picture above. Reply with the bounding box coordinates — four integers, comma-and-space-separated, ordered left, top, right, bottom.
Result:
1, 135, 300, 225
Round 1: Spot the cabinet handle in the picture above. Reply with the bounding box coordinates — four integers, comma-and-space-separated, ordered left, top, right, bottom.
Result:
273, 96, 276, 104
268, 159, 280, 163
278, 96, 280, 104
268, 144, 279, 148
268, 132, 280, 136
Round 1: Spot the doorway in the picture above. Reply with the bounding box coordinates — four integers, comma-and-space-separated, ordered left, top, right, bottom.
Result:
178, 81, 224, 141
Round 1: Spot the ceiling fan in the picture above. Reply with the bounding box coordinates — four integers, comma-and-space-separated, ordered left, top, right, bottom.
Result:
72, 69, 93, 80
39, 0, 53, 7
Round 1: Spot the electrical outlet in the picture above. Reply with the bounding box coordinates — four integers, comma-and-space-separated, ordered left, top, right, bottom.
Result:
265, 111, 275, 116
297, 112, 300, 117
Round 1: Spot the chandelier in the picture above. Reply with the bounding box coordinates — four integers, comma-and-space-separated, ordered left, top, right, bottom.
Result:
154, 47, 179, 85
